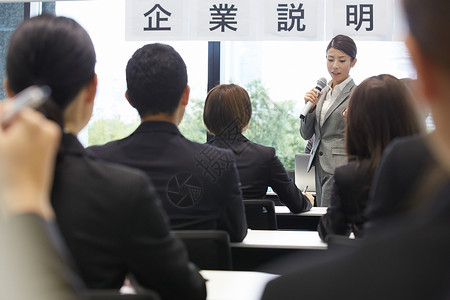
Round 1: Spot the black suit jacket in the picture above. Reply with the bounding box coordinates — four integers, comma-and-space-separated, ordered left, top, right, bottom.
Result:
52, 134, 206, 300
88, 122, 247, 242
318, 160, 371, 240
208, 133, 312, 213
261, 179, 450, 300
365, 134, 444, 228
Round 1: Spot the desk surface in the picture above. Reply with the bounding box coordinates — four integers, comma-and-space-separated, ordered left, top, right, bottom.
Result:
200, 270, 278, 300
231, 229, 327, 250
275, 206, 327, 216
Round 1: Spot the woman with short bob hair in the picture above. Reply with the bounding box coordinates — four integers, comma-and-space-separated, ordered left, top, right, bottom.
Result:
204, 84, 314, 213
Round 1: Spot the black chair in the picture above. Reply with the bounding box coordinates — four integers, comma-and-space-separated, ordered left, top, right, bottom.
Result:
84, 289, 160, 300
243, 199, 278, 230
173, 230, 232, 270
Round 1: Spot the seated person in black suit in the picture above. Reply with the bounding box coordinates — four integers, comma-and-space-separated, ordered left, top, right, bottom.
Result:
4, 15, 206, 300
0, 101, 80, 300
261, 0, 450, 298
203, 84, 314, 213
88, 44, 247, 242
318, 74, 423, 241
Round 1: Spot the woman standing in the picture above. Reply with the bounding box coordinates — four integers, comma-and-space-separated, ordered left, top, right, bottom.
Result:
300, 34, 357, 206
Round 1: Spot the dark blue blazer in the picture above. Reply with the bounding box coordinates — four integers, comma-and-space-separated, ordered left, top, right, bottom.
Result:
88, 121, 247, 242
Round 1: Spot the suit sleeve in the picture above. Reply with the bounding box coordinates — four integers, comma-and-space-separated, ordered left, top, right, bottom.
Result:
318, 178, 352, 241
124, 176, 206, 300
217, 151, 248, 242
0, 214, 81, 300
299, 110, 316, 141
268, 149, 312, 213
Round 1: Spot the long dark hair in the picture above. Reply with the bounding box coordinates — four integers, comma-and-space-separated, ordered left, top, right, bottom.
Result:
346, 74, 422, 176
6, 14, 96, 126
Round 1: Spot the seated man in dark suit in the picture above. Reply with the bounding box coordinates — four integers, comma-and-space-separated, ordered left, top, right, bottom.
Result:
88, 43, 247, 242
261, 0, 450, 298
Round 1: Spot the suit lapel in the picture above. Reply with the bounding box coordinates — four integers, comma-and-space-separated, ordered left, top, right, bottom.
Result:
323, 79, 355, 124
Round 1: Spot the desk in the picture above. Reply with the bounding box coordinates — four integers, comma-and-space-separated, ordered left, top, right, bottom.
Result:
231, 229, 327, 250
276, 207, 327, 230
200, 270, 278, 300
231, 230, 327, 270
275, 206, 327, 216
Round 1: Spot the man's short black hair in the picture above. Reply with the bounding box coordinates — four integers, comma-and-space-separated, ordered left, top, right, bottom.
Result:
126, 43, 188, 118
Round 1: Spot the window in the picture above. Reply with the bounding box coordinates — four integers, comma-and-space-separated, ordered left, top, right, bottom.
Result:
55, 0, 208, 146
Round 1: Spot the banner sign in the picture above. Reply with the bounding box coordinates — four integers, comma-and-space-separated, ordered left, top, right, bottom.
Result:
125, 0, 403, 41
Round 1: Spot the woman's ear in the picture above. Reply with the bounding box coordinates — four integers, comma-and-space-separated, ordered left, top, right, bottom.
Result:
85, 74, 98, 104
351, 58, 357, 68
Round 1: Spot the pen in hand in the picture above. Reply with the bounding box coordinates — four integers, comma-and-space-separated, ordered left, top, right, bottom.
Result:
302, 185, 308, 193
1, 85, 51, 128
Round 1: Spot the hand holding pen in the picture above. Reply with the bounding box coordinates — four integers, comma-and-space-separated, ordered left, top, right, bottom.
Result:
302, 185, 315, 206
1, 85, 51, 128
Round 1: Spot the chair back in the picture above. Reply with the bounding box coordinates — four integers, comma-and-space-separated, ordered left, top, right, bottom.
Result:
243, 199, 277, 230
173, 230, 232, 270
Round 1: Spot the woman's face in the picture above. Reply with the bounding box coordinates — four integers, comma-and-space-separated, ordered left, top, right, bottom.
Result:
326, 47, 356, 86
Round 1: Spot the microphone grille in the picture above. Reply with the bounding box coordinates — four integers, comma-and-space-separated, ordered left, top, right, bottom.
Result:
317, 77, 327, 89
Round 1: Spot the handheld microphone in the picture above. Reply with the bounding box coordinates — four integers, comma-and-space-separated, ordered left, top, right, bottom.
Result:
300, 77, 327, 119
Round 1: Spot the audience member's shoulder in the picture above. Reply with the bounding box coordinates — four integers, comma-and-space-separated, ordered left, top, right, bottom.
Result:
86, 138, 123, 157
186, 136, 237, 158
248, 139, 276, 155
237, 138, 276, 163
385, 134, 428, 156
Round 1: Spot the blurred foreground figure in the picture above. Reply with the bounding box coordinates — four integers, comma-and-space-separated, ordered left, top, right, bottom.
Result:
0, 101, 80, 300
